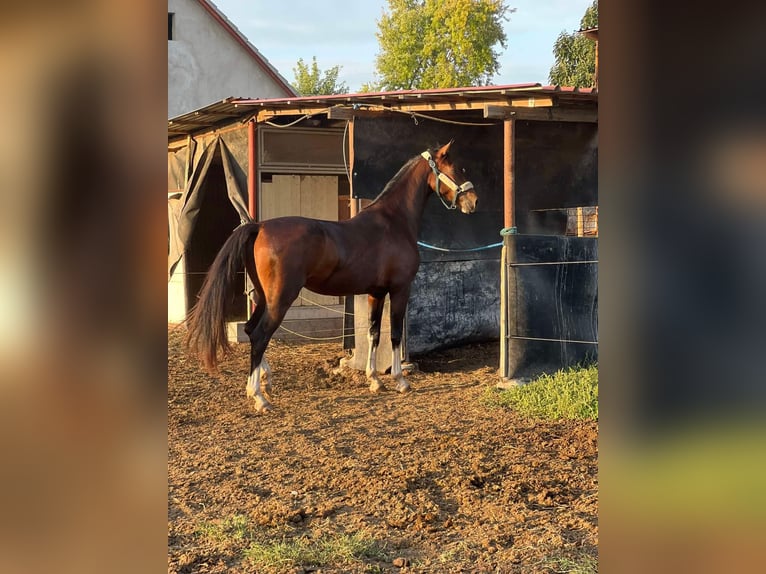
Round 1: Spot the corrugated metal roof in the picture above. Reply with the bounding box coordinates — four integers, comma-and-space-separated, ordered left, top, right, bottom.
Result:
168, 83, 598, 139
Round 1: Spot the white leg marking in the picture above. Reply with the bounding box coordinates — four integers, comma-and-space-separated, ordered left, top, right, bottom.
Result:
260, 357, 272, 396
367, 331, 384, 392
391, 345, 402, 380
392, 345, 411, 393
246, 361, 272, 412
366, 331, 377, 378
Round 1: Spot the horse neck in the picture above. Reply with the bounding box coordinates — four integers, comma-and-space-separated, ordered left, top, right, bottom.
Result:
373, 159, 432, 239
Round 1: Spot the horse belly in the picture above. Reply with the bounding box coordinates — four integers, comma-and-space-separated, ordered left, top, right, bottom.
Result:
304, 270, 370, 297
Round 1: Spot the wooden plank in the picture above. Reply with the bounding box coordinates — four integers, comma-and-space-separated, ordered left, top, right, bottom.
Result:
255, 106, 330, 121
484, 105, 512, 119
257, 104, 596, 124
300, 175, 338, 222
509, 96, 554, 108
260, 175, 300, 221
326, 106, 355, 120
511, 107, 598, 123
348, 117, 358, 217
299, 175, 339, 305
499, 243, 508, 379
503, 119, 516, 229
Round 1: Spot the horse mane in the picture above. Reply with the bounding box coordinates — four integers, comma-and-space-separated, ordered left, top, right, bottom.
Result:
364, 151, 432, 208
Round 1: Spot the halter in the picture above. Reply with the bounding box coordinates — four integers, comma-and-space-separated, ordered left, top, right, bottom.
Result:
421, 150, 475, 210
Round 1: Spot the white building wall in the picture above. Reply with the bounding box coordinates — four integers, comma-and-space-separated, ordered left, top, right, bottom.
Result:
168, 256, 187, 323
168, 0, 293, 118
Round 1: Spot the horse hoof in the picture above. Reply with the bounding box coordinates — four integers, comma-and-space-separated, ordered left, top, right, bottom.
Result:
253, 398, 273, 413
395, 379, 411, 393
368, 379, 385, 393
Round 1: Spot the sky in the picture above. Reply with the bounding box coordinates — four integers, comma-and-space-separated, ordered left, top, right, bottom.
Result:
209, 0, 593, 91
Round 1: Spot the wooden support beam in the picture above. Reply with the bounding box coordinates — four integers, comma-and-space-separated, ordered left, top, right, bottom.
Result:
348, 118, 358, 218
252, 105, 331, 121
247, 119, 258, 314
484, 105, 515, 120
499, 117, 516, 381
252, 100, 596, 123
508, 96, 554, 108
503, 118, 516, 229
248, 119, 258, 221
511, 107, 598, 123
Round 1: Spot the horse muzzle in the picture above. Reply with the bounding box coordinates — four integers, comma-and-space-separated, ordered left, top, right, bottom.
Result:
457, 190, 478, 214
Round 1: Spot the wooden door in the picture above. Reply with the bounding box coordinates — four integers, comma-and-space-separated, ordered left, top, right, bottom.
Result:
260, 175, 339, 306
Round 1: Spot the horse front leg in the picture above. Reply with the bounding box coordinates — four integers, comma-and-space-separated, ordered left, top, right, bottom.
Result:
389, 287, 411, 393
366, 294, 386, 393
245, 361, 271, 413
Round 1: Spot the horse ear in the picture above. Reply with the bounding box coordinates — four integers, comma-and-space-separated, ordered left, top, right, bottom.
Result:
436, 140, 454, 158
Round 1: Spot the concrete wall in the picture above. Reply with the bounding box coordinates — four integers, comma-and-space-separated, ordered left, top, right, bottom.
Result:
168, 0, 292, 118
168, 256, 187, 323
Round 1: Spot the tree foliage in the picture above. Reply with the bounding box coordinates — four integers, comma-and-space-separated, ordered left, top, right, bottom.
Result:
548, 1, 598, 88
371, 0, 514, 91
292, 57, 349, 96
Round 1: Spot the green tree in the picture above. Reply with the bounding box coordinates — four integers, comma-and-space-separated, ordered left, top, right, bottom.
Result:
548, 1, 598, 88
292, 57, 349, 96
372, 0, 514, 91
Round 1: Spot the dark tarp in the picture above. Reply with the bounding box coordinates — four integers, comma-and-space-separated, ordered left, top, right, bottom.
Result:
167, 133, 251, 279
501, 234, 598, 378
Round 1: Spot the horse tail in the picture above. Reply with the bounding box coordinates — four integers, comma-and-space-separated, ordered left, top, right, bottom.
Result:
185, 222, 260, 374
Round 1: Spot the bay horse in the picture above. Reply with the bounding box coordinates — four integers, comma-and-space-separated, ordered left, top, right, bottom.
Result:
186, 141, 478, 412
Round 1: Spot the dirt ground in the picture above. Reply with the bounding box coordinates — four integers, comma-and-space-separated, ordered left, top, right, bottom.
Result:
168, 327, 598, 573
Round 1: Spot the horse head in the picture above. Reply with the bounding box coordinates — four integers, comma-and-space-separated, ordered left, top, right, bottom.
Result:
423, 140, 478, 214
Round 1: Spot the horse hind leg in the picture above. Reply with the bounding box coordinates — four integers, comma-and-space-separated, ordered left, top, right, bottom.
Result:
389, 288, 411, 393
246, 297, 296, 412
366, 294, 386, 393
245, 324, 272, 399
244, 301, 273, 409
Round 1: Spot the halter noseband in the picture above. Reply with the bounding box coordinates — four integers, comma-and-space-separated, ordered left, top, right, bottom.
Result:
421, 150, 474, 210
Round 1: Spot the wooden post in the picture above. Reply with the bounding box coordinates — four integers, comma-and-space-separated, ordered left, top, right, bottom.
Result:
247, 119, 258, 314
500, 118, 516, 380
503, 118, 515, 229
348, 118, 358, 217
594, 41, 599, 89
183, 135, 192, 190
247, 119, 257, 221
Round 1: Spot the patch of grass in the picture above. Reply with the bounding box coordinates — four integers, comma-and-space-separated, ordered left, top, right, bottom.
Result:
196, 515, 388, 569
545, 552, 598, 573
483, 364, 598, 420
437, 540, 471, 564
195, 514, 253, 544
244, 532, 388, 569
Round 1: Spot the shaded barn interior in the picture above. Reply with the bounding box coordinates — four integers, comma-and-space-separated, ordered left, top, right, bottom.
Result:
184, 149, 248, 321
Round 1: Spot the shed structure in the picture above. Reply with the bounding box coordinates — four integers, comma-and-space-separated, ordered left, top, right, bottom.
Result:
168, 83, 598, 378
